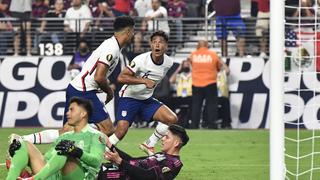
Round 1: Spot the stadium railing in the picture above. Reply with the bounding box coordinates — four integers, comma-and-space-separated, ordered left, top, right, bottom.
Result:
0, 16, 270, 57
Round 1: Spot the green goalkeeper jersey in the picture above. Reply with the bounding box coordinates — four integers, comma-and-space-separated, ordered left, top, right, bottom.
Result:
44, 125, 106, 179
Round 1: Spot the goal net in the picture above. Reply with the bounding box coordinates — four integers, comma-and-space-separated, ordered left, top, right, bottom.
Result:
283, 0, 320, 179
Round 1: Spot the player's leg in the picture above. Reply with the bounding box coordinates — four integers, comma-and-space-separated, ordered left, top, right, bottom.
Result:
22, 84, 76, 144
60, 158, 85, 180
6, 139, 46, 179
109, 97, 141, 145
140, 98, 178, 155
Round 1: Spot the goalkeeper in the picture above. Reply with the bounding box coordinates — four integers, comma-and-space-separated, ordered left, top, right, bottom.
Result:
6, 97, 106, 180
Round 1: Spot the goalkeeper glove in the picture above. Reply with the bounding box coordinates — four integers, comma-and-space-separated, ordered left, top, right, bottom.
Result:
55, 140, 83, 159
9, 139, 21, 157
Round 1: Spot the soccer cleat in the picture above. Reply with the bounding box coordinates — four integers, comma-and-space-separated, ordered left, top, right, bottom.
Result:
139, 143, 155, 156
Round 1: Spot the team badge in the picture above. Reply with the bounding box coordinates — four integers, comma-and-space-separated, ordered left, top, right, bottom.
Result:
99, 136, 106, 145
121, 110, 127, 117
162, 167, 171, 173
106, 54, 113, 62
129, 61, 136, 68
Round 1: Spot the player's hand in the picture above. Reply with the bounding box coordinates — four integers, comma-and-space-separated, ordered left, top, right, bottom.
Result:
8, 139, 21, 157
144, 78, 156, 89
55, 140, 83, 159
105, 88, 114, 104
105, 149, 122, 165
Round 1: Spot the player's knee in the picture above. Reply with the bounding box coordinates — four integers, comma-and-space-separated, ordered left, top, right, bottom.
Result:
98, 120, 115, 136
62, 158, 80, 175
166, 114, 178, 125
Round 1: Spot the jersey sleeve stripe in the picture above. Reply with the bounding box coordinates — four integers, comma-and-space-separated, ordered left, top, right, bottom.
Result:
81, 71, 89, 92
89, 59, 99, 75
126, 66, 135, 74
98, 61, 108, 66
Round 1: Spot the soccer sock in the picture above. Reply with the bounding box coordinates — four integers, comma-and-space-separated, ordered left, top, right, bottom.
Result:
34, 152, 67, 180
109, 134, 120, 145
23, 129, 59, 144
6, 140, 29, 180
145, 122, 168, 147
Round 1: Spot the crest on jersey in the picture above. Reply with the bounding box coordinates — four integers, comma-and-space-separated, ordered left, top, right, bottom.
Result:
121, 110, 127, 117
106, 54, 113, 62
99, 136, 106, 145
162, 167, 171, 173
129, 61, 136, 68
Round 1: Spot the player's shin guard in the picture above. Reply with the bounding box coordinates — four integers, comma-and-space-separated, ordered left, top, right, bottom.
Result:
6, 140, 29, 180
23, 129, 59, 144
146, 122, 169, 147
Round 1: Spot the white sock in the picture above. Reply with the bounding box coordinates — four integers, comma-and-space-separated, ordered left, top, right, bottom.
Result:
109, 134, 120, 145
145, 122, 168, 147
23, 129, 59, 144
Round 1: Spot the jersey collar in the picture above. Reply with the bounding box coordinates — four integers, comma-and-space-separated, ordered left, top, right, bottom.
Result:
150, 53, 164, 66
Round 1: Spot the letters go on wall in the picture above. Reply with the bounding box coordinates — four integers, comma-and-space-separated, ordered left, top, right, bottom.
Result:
0, 56, 320, 129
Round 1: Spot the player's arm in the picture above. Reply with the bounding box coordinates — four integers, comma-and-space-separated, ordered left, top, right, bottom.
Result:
117, 67, 155, 88
94, 63, 114, 104
78, 135, 106, 168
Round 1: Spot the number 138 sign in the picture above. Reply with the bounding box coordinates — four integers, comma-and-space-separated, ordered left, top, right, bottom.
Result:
39, 43, 64, 56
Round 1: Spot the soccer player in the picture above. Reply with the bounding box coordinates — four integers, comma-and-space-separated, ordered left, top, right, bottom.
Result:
21, 16, 135, 144
6, 97, 106, 180
99, 124, 189, 180
108, 31, 178, 155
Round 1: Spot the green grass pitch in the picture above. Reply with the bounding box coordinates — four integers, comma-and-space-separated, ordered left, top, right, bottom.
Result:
0, 128, 269, 179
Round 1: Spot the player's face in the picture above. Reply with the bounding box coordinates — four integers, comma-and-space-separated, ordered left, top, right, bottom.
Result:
66, 102, 85, 126
161, 131, 181, 152
150, 36, 167, 58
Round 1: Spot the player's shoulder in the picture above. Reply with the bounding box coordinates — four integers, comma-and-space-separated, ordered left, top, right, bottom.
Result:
99, 36, 120, 52
135, 51, 151, 60
163, 54, 173, 66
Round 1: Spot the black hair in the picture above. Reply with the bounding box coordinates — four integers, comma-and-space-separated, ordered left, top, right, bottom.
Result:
169, 124, 189, 147
69, 97, 93, 118
113, 16, 135, 32
150, 30, 169, 42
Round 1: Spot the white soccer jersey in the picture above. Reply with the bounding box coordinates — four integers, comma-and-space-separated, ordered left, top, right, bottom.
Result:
71, 36, 121, 91
119, 51, 173, 100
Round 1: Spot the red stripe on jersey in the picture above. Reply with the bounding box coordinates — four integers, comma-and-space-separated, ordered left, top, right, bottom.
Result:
81, 71, 89, 92
120, 85, 129, 97
38, 133, 42, 144
98, 61, 108, 66
126, 66, 135, 74
89, 59, 99, 75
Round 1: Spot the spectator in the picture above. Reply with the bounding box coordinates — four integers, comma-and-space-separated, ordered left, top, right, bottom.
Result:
90, 0, 114, 34
64, 0, 92, 36
112, 0, 134, 16
68, 39, 91, 80
255, 0, 269, 58
0, 10, 13, 55
251, 0, 259, 18
36, 0, 65, 47
134, 0, 151, 17
189, 40, 228, 129
0, 0, 13, 55
214, 0, 246, 57
31, 0, 49, 53
170, 59, 192, 128
68, 39, 91, 71
100, 124, 189, 180
216, 62, 232, 129
9, 0, 33, 56
142, 0, 170, 36
167, 0, 187, 48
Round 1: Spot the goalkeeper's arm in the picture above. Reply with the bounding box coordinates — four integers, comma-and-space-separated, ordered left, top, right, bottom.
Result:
55, 138, 104, 168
